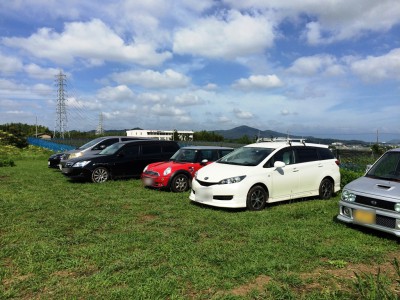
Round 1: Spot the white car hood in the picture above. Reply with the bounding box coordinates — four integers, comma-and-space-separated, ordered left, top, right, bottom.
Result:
345, 176, 400, 201
196, 162, 253, 182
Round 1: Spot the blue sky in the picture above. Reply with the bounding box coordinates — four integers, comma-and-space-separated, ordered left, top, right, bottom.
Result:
0, 0, 399, 142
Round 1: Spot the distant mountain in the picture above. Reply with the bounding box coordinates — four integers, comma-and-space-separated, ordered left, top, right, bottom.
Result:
213, 125, 286, 140
212, 125, 368, 145
387, 139, 400, 145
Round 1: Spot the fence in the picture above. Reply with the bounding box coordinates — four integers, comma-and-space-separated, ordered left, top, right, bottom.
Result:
27, 137, 75, 152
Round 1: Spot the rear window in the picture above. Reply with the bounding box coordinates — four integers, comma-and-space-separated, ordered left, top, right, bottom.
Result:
163, 143, 179, 153
296, 148, 318, 163
318, 148, 335, 160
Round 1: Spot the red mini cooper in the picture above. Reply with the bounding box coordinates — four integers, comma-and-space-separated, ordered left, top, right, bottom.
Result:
141, 146, 234, 192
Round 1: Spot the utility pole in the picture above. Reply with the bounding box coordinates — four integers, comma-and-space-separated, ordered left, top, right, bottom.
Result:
96, 112, 104, 135
54, 70, 68, 138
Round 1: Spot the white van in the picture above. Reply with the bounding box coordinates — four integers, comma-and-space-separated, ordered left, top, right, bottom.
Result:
190, 139, 341, 210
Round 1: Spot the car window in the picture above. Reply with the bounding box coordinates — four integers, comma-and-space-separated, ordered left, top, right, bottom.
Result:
266, 149, 294, 167
296, 148, 318, 163
318, 148, 335, 160
99, 142, 124, 155
198, 150, 214, 162
366, 152, 400, 181
142, 144, 162, 155
93, 138, 119, 150
122, 144, 139, 157
219, 147, 273, 166
171, 149, 197, 162
76, 137, 104, 150
221, 149, 233, 158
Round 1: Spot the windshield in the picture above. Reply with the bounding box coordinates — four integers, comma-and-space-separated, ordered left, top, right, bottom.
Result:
218, 147, 273, 166
77, 137, 105, 150
170, 149, 197, 163
98, 143, 124, 155
366, 151, 400, 181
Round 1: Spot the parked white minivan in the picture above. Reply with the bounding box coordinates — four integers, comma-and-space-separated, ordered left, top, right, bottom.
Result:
190, 139, 341, 210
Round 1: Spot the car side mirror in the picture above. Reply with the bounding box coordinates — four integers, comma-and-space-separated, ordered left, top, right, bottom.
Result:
100, 145, 106, 149
200, 159, 209, 165
274, 161, 285, 168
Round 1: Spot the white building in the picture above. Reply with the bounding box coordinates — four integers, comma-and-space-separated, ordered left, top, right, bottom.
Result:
126, 129, 194, 141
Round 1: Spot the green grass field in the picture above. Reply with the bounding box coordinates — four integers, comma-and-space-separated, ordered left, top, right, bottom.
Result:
0, 157, 399, 299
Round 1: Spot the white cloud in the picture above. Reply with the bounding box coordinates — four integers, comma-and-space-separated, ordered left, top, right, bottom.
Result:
288, 54, 340, 76
226, 0, 400, 44
24, 64, 61, 80
0, 53, 23, 75
233, 74, 283, 89
111, 69, 190, 89
174, 93, 205, 106
173, 10, 275, 59
150, 103, 186, 116
3, 19, 172, 66
350, 48, 400, 81
96, 85, 135, 102
233, 108, 254, 119
137, 93, 168, 103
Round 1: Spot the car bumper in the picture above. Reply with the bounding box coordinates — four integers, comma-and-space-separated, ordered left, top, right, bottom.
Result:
189, 179, 248, 208
141, 174, 171, 189
48, 160, 60, 168
337, 200, 400, 237
61, 167, 91, 179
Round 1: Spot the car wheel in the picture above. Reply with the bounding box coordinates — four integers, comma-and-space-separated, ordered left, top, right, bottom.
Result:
246, 185, 267, 211
91, 167, 109, 183
170, 174, 189, 192
319, 178, 333, 199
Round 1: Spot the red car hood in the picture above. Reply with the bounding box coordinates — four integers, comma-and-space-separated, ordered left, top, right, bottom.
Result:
146, 160, 190, 172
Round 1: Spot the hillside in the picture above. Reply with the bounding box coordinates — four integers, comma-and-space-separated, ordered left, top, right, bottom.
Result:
213, 125, 368, 145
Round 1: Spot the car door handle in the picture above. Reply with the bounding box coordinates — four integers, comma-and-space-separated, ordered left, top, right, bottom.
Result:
293, 168, 299, 172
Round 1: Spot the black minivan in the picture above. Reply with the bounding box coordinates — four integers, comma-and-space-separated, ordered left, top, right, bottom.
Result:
61, 140, 180, 183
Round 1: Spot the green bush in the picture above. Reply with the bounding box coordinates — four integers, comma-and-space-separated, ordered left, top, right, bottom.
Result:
0, 158, 15, 167
340, 168, 364, 189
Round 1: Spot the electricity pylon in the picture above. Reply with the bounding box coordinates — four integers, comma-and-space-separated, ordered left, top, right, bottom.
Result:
54, 70, 68, 138
96, 112, 104, 135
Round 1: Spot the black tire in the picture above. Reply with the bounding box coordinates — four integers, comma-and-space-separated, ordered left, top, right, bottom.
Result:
170, 174, 189, 192
319, 178, 333, 199
91, 167, 109, 183
246, 185, 267, 211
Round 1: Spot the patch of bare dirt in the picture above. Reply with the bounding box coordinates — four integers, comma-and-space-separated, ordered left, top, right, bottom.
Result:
222, 251, 400, 297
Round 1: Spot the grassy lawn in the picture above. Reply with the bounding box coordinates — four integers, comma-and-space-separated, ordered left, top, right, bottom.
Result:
0, 158, 399, 299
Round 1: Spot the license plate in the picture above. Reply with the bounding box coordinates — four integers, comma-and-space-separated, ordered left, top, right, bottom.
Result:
196, 187, 213, 202
143, 177, 153, 186
354, 209, 375, 224
48, 161, 50, 166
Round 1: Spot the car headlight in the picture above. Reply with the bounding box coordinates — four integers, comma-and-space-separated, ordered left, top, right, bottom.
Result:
395, 203, 400, 212
73, 160, 91, 168
69, 152, 83, 159
219, 175, 246, 184
163, 167, 172, 176
143, 165, 148, 172
341, 190, 356, 202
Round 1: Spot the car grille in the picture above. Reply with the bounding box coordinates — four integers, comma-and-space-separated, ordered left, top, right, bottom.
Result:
376, 215, 396, 229
355, 195, 396, 211
143, 170, 160, 177
196, 179, 218, 187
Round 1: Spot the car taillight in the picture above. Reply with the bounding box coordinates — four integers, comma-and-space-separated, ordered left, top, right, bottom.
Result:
335, 159, 340, 166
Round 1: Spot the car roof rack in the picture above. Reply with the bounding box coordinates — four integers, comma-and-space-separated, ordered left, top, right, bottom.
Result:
256, 137, 306, 146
